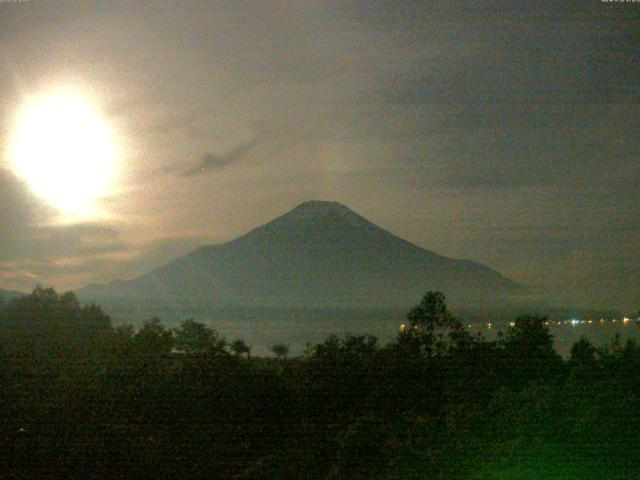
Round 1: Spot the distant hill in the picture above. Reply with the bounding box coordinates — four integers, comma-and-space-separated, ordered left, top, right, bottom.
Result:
0, 288, 22, 302
78, 201, 524, 309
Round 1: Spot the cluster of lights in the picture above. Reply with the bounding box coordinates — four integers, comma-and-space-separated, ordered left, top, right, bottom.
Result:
399, 317, 639, 333
401, 317, 640, 332
547, 317, 637, 327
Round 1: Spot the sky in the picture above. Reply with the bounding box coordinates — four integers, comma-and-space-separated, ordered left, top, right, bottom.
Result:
0, 1, 638, 310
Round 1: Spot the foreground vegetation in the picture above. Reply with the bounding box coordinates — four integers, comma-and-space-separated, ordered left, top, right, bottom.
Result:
0, 287, 638, 478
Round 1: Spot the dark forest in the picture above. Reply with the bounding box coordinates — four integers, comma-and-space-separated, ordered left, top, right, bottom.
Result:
1, 287, 638, 479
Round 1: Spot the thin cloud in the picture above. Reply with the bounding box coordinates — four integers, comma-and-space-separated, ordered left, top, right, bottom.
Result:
0, 168, 126, 262
181, 139, 258, 177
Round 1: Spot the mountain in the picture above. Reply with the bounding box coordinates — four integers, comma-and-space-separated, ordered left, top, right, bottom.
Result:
0, 288, 22, 302
78, 201, 523, 309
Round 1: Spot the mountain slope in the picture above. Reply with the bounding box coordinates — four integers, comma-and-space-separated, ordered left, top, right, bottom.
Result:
79, 201, 522, 308
0, 288, 22, 302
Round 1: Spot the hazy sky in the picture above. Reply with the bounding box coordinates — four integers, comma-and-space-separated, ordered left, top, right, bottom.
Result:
0, 1, 638, 309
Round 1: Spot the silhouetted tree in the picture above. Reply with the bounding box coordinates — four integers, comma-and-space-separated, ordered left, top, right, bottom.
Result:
133, 318, 173, 357
407, 291, 452, 327
501, 314, 562, 382
570, 336, 597, 367
231, 339, 251, 359
2, 285, 639, 479
173, 319, 226, 356
313, 334, 378, 362
271, 343, 289, 359
0, 286, 111, 358
399, 291, 467, 356
502, 314, 553, 355
113, 323, 135, 341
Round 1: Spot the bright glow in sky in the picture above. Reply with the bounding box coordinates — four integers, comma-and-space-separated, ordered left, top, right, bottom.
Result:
7, 89, 119, 221
0, 2, 637, 307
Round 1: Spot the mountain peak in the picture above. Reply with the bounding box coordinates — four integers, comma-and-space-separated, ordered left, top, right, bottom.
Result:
78, 199, 522, 309
269, 200, 374, 230
194, 201, 380, 254
291, 200, 349, 213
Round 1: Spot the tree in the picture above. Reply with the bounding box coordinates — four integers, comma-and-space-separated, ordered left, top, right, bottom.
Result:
133, 318, 173, 357
501, 314, 562, 382
399, 291, 466, 356
173, 319, 226, 356
502, 314, 554, 356
406, 291, 453, 328
313, 334, 378, 362
0, 286, 112, 356
271, 343, 289, 360
231, 339, 251, 359
570, 336, 597, 368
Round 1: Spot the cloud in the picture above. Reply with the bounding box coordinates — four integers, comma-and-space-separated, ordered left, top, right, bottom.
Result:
29, 223, 126, 260
181, 139, 258, 177
1, 1, 638, 308
0, 168, 126, 287
0, 168, 206, 290
10, 233, 207, 282
0, 168, 50, 262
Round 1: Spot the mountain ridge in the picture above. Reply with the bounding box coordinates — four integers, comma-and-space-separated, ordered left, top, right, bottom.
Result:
78, 200, 523, 308
0, 288, 23, 301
